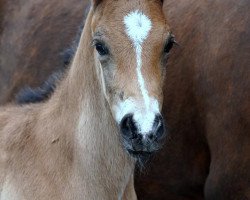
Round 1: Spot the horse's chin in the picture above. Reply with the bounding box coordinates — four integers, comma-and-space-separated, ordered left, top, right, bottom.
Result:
127, 149, 153, 157
126, 149, 156, 168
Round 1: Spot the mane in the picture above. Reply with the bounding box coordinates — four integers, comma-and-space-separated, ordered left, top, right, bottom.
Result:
14, 0, 92, 105
16, 26, 83, 105
16, 69, 66, 104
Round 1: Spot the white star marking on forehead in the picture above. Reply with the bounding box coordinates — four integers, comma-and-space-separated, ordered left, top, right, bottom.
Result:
124, 10, 152, 45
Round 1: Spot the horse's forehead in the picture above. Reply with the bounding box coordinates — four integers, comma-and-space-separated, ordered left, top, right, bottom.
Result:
94, 10, 166, 47
92, 1, 168, 60
95, 1, 166, 30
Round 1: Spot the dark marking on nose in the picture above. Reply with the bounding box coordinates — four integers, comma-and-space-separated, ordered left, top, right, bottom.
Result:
120, 113, 166, 158
120, 114, 137, 139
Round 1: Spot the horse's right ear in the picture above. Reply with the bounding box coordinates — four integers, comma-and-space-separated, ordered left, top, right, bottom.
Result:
92, 0, 102, 8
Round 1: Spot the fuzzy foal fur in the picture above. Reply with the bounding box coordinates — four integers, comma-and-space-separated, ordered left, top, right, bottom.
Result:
0, 0, 171, 199
0, 6, 134, 200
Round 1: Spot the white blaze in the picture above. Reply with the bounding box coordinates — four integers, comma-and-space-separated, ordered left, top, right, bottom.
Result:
124, 10, 152, 111
115, 10, 160, 134
114, 98, 160, 133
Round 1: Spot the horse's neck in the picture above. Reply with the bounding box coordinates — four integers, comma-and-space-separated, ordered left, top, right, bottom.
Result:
51, 9, 109, 134
46, 9, 133, 185
61, 10, 117, 149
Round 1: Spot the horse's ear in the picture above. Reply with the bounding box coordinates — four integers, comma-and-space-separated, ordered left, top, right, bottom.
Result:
92, 0, 102, 8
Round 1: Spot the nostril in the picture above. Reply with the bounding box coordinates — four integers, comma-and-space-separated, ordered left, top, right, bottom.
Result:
154, 114, 162, 124
153, 115, 165, 138
156, 122, 164, 138
120, 114, 137, 138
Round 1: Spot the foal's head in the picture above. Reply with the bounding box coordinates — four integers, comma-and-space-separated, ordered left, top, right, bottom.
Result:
91, 0, 174, 158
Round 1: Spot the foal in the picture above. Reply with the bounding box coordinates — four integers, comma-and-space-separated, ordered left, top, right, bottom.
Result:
0, 0, 173, 199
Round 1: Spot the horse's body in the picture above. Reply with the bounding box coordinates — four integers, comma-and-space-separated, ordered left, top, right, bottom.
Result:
138, 0, 249, 199
0, 0, 249, 200
0, 6, 133, 200
0, 94, 134, 200
0, 0, 170, 199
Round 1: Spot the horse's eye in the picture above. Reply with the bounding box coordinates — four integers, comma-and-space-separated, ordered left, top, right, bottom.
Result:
95, 43, 109, 56
164, 35, 177, 53
164, 40, 174, 53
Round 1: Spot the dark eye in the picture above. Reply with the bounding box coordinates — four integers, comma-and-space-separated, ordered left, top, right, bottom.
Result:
164, 35, 176, 53
95, 43, 109, 56
164, 40, 174, 53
